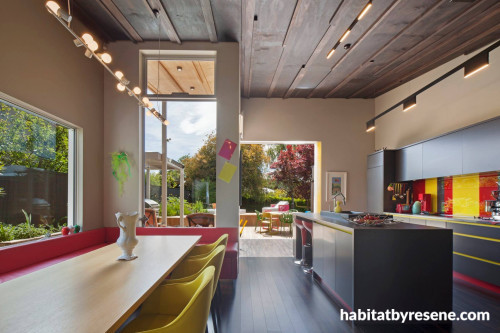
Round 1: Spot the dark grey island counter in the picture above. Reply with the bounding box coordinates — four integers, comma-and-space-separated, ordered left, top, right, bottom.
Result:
294, 212, 453, 315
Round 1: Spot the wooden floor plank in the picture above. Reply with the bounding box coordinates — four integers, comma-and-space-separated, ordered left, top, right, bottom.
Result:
218, 257, 500, 333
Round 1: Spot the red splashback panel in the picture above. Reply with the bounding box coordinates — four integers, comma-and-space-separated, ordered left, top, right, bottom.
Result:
413, 179, 426, 203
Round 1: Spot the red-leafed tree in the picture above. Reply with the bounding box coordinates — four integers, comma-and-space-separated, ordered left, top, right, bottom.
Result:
270, 144, 314, 208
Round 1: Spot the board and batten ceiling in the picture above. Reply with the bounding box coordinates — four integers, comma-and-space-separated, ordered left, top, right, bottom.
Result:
71, 0, 500, 98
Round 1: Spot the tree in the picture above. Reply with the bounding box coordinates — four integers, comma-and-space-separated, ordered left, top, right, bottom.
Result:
0, 102, 68, 173
241, 144, 268, 200
270, 144, 314, 208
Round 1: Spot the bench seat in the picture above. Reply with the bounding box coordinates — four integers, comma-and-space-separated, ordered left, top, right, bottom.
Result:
0, 227, 238, 283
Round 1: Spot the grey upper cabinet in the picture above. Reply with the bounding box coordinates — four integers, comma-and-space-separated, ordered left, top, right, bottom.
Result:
422, 132, 463, 178
462, 118, 500, 174
395, 144, 422, 181
367, 150, 395, 213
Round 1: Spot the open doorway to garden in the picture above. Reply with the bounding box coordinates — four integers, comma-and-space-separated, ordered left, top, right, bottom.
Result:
239, 143, 316, 258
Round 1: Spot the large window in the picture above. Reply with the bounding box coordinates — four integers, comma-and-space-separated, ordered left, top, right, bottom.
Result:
0, 99, 75, 243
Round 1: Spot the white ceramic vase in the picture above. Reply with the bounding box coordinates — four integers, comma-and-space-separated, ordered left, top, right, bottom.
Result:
115, 211, 139, 261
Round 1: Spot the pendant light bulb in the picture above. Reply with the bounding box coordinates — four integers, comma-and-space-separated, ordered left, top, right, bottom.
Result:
142, 97, 149, 104
81, 33, 94, 44
99, 53, 112, 64
147, 102, 154, 108
163, 119, 170, 125
46, 1, 60, 14
146, 109, 153, 116
133, 87, 141, 95
88, 40, 98, 52
115, 71, 124, 80
117, 83, 126, 92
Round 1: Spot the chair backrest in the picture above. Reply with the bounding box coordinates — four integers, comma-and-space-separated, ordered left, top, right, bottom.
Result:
187, 213, 215, 227
173, 245, 226, 297
255, 210, 262, 221
167, 266, 215, 333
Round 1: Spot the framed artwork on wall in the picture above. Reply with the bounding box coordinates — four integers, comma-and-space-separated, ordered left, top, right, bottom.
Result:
326, 171, 347, 202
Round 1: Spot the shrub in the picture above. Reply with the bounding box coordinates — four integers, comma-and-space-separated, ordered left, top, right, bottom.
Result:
0, 222, 62, 242
160, 197, 207, 216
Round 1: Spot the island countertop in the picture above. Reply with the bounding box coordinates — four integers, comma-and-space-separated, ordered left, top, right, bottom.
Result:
296, 212, 440, 231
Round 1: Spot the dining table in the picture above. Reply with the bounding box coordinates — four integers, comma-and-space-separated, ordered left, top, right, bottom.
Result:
0, 235, 200, 333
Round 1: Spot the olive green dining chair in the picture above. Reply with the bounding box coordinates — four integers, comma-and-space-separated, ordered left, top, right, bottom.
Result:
187, 234, 228, 259
122, 266, 215, 333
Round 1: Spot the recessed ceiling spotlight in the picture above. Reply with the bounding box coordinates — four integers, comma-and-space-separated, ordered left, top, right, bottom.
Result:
190, 86, 195, 91
344, 43, 351, 50
177, 66, 182, 72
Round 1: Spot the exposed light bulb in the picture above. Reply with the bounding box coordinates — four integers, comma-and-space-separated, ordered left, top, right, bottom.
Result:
81, 33, 94, 44
46, 1, 60, 14
339, 30, 351, 43
115, 71, 124, 79
142, 97, 150, 104
133, 87, 141, 95
326, 48, 335, 59
163, 119, 170, 125
88, 40, 98, 52
146, 109, 153, 116
99, 53, 112, 64
358, 1, 372, 21
147, 102, 153, 108
117, 83, 126, 92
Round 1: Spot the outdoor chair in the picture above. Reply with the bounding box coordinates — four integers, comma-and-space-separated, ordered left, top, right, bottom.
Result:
187, 213, 215, 227
279, 212, 294, 236
255, 210, 271, 233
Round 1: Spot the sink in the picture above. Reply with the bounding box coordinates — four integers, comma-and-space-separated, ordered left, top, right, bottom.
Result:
320, 210, 364, 219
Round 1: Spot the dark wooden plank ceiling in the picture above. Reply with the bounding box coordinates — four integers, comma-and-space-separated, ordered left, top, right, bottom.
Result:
71, 0, 500, 98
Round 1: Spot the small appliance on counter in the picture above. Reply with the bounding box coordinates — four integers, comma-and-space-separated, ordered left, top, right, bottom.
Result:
485, 189, 500, 221
419, 194, 432, 213
396, 204, 411, 213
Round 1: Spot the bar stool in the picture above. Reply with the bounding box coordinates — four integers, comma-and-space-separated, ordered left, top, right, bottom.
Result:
294, 219, 306, 265
302, 220, 313, 274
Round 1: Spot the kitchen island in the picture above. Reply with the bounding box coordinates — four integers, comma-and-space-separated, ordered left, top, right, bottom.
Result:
294, 212, 453, 316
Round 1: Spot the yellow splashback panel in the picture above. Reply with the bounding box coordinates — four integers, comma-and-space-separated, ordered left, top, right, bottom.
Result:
425, 178, 438, 213
453, 174, 479, 216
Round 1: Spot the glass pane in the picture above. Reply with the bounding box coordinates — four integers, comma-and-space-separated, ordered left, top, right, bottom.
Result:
0, 100, 72, 243
144, 101, 216, 227
147, 60, 215, 96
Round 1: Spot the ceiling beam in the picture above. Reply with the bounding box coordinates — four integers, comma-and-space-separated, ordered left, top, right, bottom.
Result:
96, 0, 143, 42
323, 0, 443, 98
145, 0, 181, 44
242, 0, 256, 98
371, 22, 500, 97
350, 0, 494, 98
266, 0, 303, 98
200, 0, 218, 42
307, 0, 401, 98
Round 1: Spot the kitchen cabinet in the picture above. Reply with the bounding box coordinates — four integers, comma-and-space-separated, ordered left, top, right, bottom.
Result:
462, 117, 500, 174
323, 224, 336, 290
426, 219, 446, 228
312, 223, 324, 278
335, 230, 353, 308
423, 132, 462, 178
367, 150, 395, 213
409, 218, 426, 226
395, 144, 423, 181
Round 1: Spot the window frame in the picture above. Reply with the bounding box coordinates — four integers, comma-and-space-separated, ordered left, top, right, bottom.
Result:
0, 91, 80, 228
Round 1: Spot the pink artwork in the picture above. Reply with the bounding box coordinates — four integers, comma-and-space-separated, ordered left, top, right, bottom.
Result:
218, 139, 237, 160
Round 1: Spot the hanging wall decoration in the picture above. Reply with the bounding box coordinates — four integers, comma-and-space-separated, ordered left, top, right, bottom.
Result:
111, 152, 131, 196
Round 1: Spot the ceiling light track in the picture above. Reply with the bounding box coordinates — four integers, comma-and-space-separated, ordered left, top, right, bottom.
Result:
45, 1, 168, 126
326, 0, 372, 59
365, 40, 499, 133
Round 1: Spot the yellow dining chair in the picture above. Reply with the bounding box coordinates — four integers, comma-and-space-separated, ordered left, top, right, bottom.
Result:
165, 245, 226, 333
187, 234, 228, 259
122, 266, 215, 333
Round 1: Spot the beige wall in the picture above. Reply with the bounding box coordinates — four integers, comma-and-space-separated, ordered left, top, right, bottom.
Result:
374, 43, 500, 150
242, 98, 374, 212
103, 42, 240, 227
0, 0, 104, 230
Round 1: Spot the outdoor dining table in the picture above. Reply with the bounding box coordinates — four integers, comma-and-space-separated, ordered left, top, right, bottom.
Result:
268, 211, 286, 234
0, 235, 200, 333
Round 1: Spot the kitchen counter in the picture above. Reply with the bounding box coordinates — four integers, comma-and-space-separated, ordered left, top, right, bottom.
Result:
294, 212, 453, 318
388, 212, 500, 226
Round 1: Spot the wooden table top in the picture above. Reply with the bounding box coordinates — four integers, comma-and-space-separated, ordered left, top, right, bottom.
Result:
0, 235, 200, 333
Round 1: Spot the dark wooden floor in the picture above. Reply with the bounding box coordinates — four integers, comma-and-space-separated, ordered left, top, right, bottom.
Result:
216, 257, 500, 333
